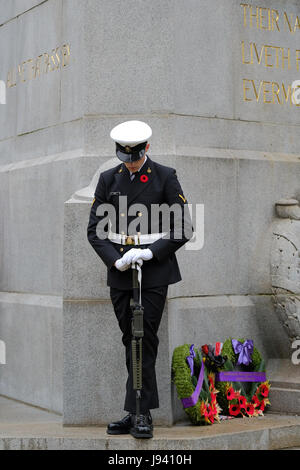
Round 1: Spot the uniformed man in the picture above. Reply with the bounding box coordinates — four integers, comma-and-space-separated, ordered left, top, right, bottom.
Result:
87, 120, 193, 439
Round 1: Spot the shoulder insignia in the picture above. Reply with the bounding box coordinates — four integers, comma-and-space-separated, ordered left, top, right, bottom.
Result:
92, 197, 96, 206
179, 194, 186, 203
147, 167, 152, 173
118, 167, 123, 173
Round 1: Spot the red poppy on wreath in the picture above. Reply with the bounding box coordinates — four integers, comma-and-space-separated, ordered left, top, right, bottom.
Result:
258, 401, 265, 412
238, 395, 247, 409
245, 403, 255, 416
140, 174, 148, 183
229, 404, 240, 416
252, 395, 261, 408
202, 344, 209, 355
226, 387, 236, 401
259, 384, 269, 398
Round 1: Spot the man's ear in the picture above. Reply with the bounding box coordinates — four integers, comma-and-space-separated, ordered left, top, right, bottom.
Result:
145, 143, 150, 151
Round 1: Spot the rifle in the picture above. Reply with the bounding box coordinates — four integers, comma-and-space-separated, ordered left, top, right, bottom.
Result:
130, 263, 144, 420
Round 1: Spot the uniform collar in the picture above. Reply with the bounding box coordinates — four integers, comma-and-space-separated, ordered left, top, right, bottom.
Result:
115, 155, 154, 206
129, 155, 148, 175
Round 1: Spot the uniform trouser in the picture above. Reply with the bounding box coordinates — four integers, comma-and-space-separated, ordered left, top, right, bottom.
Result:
110, 285, 168, 414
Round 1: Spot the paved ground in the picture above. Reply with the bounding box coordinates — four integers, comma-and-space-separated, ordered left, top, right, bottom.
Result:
0, 396, 300, 450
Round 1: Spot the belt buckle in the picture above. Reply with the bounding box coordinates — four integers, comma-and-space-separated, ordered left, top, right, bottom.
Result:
125, 235, 135, 245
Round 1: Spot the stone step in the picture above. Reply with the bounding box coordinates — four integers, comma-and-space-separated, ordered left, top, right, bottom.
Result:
269, 387, 300, 414
271, 381, 300, 391
1, 416, 300, 450
1, 396, 300, 450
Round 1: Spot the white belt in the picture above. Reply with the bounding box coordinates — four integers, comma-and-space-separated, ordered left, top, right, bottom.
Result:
108, 231, 167, 246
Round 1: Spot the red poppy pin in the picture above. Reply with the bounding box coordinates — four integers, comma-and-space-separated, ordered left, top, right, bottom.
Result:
140, 174, 148, 183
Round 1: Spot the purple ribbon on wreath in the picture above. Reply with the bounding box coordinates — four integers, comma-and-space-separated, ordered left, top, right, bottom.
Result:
181, 344, 205, 409
232, 339, 254, 366
186, 344, 196, 376
182, 359, 205, 408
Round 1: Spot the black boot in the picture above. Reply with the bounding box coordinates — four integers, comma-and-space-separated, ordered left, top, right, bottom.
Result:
107, 413, 133, 435
130, 411, 153, 439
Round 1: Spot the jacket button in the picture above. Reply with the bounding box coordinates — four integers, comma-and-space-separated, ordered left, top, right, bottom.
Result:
120, 247, 124, 252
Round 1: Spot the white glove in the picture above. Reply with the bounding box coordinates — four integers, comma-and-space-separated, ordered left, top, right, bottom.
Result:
120, 248, 143, 266
114, 258, 130, 272
114, 255, 143, 272
130, 248, 153, 263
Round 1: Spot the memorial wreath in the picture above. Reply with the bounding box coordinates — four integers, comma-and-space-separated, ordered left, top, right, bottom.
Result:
201, 338, 271, 418
172, 344, 222, 425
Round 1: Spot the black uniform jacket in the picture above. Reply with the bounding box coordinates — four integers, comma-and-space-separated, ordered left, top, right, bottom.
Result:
87, 156, 193, 289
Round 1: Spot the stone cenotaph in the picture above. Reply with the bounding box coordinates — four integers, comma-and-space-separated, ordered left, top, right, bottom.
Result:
0, 1, 299, 425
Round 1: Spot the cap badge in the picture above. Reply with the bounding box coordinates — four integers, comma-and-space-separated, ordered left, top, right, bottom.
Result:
125, 146, 131, 153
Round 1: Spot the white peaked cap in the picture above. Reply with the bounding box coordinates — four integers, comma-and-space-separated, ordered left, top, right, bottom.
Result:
110, 120, 152, 146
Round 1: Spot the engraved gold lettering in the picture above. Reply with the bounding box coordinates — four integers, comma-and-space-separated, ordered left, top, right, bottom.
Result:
259, 7, 270, 30
294, 16, 300, 33
251, 79, 264, 102
264, 45, 273, 67
249, 5, 259, 29
242, 43, 292, 70
272, 82, 281, 104
282, 83, 292, 105
262, 81, 272, 103
253, 42, 264, 65
239, 5, 300, 33
7, 68, 16, 88
241, 4, 282, 32
35, 55, 43, 77
44, 53, 52, 73
271, 9, 280, 31
6, 43, 71, 88
240, 3, 249, 28
18, 62, 27, 82
50, 47, 60, 70
61, 44, 71, 67
27, 59, 36, 80
283, 12, 293, 33
281, 47, 291, 70
243, 79, 300, 106
243, 78, 252, 101
296, 50, 300, 71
